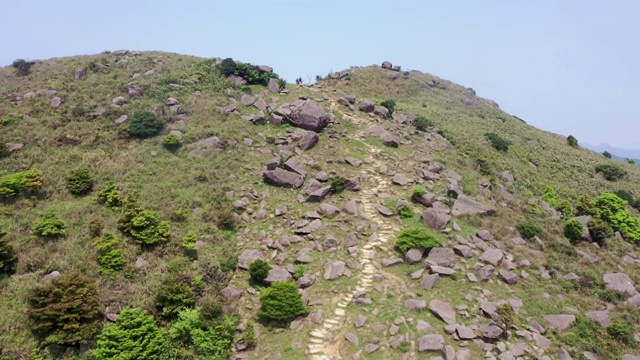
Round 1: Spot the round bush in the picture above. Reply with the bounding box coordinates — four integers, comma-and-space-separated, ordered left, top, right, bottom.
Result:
515, 221, 543, 240
32, 211, 67, 238
219, 58, 237, 77
66, 167, 94, 195
249, 259, 271, 283
155, 277, 196, 320
0, 231, 18, 276
588, 217, 613, 244
258, 281, 308, 323
564, 219, 585, 244
395, 227, 440, 254
129, 111, 164, 139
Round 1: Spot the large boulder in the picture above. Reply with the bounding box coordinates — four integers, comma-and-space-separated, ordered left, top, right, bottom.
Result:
452, 195, 496, 216
264, 267, 293, 284
381, 61, 393, 69
287, 100, 331, 132
298, 131, 319, 151
359, 100, 375, 113
263, 168, 305, 188
421, 208, 451, 230
545, 314, 576, 331
418, 334, 444, 352
323, 260, 345, 280
425, 248, 455, 267
603, 273, 637, 296
429, 300, 456, 324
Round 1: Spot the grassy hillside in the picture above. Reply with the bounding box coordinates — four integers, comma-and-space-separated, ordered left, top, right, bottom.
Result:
1, 52, 639, 360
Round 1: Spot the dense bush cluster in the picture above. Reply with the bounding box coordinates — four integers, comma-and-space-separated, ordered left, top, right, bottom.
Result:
96, 182, 122, 207
66, 167, 94, 195
27, 271, 101, 347
564, 219, 585, 244
516, 221, 543, 240
32, 211, 67, 238
93, 232, 125, 275
595, 163, 627, 181
169, 308, 236, 358
155, 276, 196, 320
129, 111, 164, 139
258, 281, 308, 323
413, 115, 434, 132
0, 231, 18, 276
395, 227, 440, 254
118, 198, 171, 246
485, 132, 510, 152
567, 135, 579, 148
218, 57, 281, 86
593, 192, 640, 242
12, 59, 33, 76
92, 308, 165, 360
0, 169, 43, 198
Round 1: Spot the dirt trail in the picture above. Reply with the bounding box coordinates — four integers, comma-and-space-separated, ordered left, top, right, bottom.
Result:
307, 104, 403, 359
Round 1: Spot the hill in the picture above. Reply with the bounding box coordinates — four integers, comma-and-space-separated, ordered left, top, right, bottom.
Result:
583, 143, 640, 163
1, 51, 640, 360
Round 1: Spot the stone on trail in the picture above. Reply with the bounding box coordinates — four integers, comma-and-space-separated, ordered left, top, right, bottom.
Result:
377, 205, 393, 217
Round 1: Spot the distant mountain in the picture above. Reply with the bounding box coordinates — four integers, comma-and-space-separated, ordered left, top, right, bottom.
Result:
583, 143, 640, 161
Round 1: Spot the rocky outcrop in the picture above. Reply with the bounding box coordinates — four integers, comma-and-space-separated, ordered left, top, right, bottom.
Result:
452, 195, 496, 216
263, 168, 305, 188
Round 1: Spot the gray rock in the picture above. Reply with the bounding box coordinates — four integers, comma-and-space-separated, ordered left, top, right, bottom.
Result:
263, 168, 305, 188
324, 260, 345, 280
310, 310, 323, 324
418, 334, 444, 352
285, 100, 331, 132
343, 199, 358, 215
44, 271, 61, 281
51, 97, 62, 107
323, 234, 339, 250
355, 314, 367, 328
406, 248, 425, 264
477, 265, 495, 281
429, 300, 456, 324
405, 299, 427, 311
447, 183, 464, 198
413, 193, 436, 207
345, 333, 359, 345
558, 347, 573, 360
382, 258, 404, 267
296, 275, 316, 288
421, 208, 451, 230
392, 173, 410, 185
377, 205, 393, 217
284, 157, 306, 176
454, 245, 474, 258
298, 131, 319, 151
545, 314, 576, 331
603, 273, 637, 296
135, 258, 147, 269
420, 274, 440, 290
451, 195, 496, 216
253, 98, 268, 111
238, 250, 264, 270
240, 94, 255, 105
264, 267, 293, 284
498, 270, 518, 285
381, 132, 398, 147
307, 186, 331, 202
623, 356, 640, 360
359, 100, 375, 113
586, 310, 610, 327
364, 343, 379, 354
114, 115, 129, 125
382, 61, 393, 69
480, 248, 504, 266
319, 203, 340, 218
221, 287, 243, 300
6, 143, 24, 153
345, 157, 363, 167
480, 323, 503, 339
430, 266, 455, 276
425, 248, 455, 267
267, 78, 279, 93
456, 326, 477, 340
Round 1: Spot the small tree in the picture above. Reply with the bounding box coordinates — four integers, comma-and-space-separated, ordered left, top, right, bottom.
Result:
0, 231, 18, 276
12, 59, 33, 76
93, 232, 125, 275
155, 276, 196, 320
66, 167, 94, 195
566, 135, 579, 148
413, 116, 433, 132
129, 111, 164, 139
258, 281, 308, 323
32, 211, 67, 238
380, 99, 396, 117
162, 134, 182, 151
27, 271, 101, 347
395, 227, 441, 254
588, 217, 614, 245
564, 219, 585, 244
219, 58, 237, 77
496, 303, 515, 339
249, 259, 271, 283
603, 151, 612, 159
92, 308, 165, 360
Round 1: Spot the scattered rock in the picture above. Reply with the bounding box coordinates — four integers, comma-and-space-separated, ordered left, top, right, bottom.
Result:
238, 250, 263, 270
429, 300, 456, 324
558, 347, 573, 360
425, 248, 455, 267
298, 131, 319, 151
498, 270, 518, 285
603, 273, 637, 296
355, 315, 367, 328
44, 271, 61, 281
480, 323, 503, 339
345, 157, 363, 167
221, 287, 243, 300
545, 314, 576, 331
377, 205, 393, 217
421, 208, 451, 230
345, 333, 359, 345
586, 310, 611, 327
343, 200, 358, 216
405, 299, 427, 311
382, 258, 403, 267
392, 173, 410, 185
359, 100, 375, 113
263, 168, 305, 188
480, 248, 504, 266
451, 195, 496, 216
323, 260, 345, 280
264, 267, 293, 284
405, 248, 424, 264
418, 334, 444, 352
420, 274, 440, 290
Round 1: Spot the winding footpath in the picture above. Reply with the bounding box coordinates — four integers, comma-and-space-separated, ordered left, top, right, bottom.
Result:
307, 144, 401, 359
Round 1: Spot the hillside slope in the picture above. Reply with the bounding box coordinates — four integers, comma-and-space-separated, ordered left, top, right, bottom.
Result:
1, 52, 639, 360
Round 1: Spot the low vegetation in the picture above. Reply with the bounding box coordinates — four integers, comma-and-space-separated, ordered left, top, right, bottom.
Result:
395, 227, 440, 254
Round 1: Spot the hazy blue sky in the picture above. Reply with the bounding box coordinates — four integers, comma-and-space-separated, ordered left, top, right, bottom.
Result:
3, 0, 639, 148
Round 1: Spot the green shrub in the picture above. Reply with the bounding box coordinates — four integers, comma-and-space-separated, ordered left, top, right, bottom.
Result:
93, 232, 125, 275
413, 116, 433, 132
12, 59, 33, 76
541, 186, 558, 208
182, 231, 197, 251
65, 167, 94, 195
0, 142, 8, 158
198, 296, 224, 326
597, 289, 627, 303
395, 227, 440, 254
329, 176, 347, 194
249, 259, 271, 283
129, 111, 164, 139
118, 202, 171, 246
380, 99, 396, 116
155, 276, 196, 320
258, 281, 308, 323
588, 217, 613, 245
96, 181, 122, 207
32, 211, 67, 238
485, 132, 510, 152
593, 192, 640, 242
398, 205, 415, 218
564, 219, 585, 244
239, 321, 256, 349
516, 221, 543, 240
214, 207, 236, 231
219, 256, 238, 273
603, 151, 612, 159
567, 135, 579, 148
27, 271, 101, 347
595, 163, 627, 181
607, 321, 634, 344
219, 58, 236, 77
277, 78, 287, 90
628, 158, 636, 164
170, 308, 236, 358
613, 189, 634, 205
294, 264, 306, 280
162, 134, 182, 151
412, 187, 426, 198
556, 200, 574, 219
0, 231, 18, 276
496, 303, 515, 339
0, 169, 44, 198
92, 308, 165, 360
